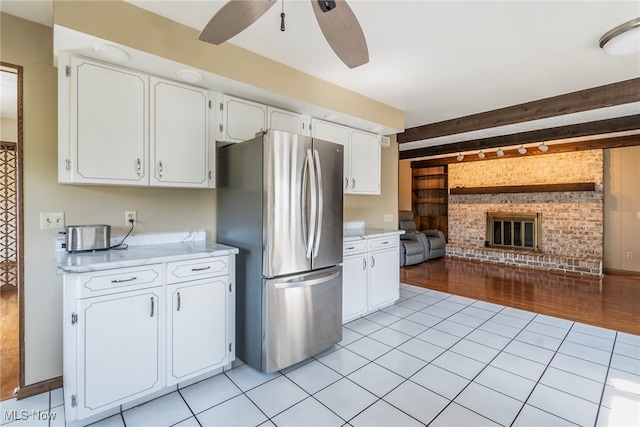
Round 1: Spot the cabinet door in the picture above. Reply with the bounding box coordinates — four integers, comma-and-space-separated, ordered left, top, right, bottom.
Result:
221, 95, 267, 143
71, 57, 148, 185
268, 107, 309, 136
150, 78, 209, 187
311, 119, 350, 192
77, 288, 161, 420
349, 130, 381, 194
166, 278, 228, 385
342, 254, 368, 323
368, 247, 400, 310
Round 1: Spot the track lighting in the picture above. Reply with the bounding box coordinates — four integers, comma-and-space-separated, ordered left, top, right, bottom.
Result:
518, 145, 527, 155
477, 151, 485, 159
496, 148, 504, 157
538, 142, 549, 152
456, 153, 464, 161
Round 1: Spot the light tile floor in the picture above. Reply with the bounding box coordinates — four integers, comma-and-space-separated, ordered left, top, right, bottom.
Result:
2, 284, 639, 427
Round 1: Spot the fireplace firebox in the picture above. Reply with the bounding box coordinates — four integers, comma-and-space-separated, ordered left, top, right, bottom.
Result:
486, 212, 541, 252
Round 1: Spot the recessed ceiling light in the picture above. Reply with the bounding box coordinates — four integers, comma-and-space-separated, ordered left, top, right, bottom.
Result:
94, 45, 129, 62
324, 113, 341, 121
177, 69, 203, 83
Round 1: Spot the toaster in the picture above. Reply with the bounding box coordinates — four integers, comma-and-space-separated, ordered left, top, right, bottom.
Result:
65, 225, 111, 252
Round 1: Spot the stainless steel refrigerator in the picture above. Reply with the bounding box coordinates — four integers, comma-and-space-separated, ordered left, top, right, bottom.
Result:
218, 130, 343, 373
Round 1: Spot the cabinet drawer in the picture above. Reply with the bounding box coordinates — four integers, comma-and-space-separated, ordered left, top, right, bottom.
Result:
74, 265, 162, 298
368, 235, 399, 251
166, 257, 229, 284
343, 240, 367, 256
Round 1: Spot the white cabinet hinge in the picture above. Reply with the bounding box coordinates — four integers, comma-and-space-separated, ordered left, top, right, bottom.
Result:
65, 66, 71, 77
71, 395, 77, 407
71, 313, 78, 325
65, 159, 71, 171
219, 124, 223, 132
219, 102, 223, 111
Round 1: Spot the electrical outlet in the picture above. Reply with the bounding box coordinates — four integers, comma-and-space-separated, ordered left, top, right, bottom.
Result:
626, 252, 633, 259
40, 212, 65, 230
125, 211, 137, 226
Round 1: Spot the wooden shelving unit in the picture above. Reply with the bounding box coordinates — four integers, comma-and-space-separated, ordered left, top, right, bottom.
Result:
411, 165, 448, 240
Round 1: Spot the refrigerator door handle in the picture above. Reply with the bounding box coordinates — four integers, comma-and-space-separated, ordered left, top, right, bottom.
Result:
312, 149, 323, 259
306, 148, 317, 259
274, 270, 340, 289
302, 151, 309, 255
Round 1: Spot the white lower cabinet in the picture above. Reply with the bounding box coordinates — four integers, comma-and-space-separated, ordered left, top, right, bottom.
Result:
166, 277, 229, 385
63, 255, 235, 423
76, 287, 163, 420
342, 234, 400, 323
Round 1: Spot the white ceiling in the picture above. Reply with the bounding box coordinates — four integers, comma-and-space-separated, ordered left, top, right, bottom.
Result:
2, 0, 639, 145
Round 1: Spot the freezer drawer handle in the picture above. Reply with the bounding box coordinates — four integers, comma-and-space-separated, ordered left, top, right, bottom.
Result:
191, 266, 211, 272
274, 271, 340, 289
111, 276, 137, 283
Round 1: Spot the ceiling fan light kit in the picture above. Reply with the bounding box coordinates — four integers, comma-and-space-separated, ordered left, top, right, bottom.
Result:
599, 17, 640, 56
199, 0, 369, 68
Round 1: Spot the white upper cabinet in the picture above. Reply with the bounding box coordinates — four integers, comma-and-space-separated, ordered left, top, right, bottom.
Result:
58, 55, 215, 189
268, 107, 309, 136
310, 118, 349, 146
349, 129, 381, 194
218, 95, 267, 143
66, 56, 149, 185
311, 119, 381, 195
150, 77, 209, 187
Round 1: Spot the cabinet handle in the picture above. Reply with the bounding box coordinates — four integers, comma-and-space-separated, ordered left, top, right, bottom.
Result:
371, 256, 375, 268
381, 241, 389, 245
346, 246, 355, 250
362, 258, 366, 270
158, 161, 163, 178
136, 158, 142, 176
345, 178, 348, 189
191, 266, 211, 272
177, 292, 181, 311
111, 276, 137, 283
351, 178, 356, 189
150, 296, 155, 317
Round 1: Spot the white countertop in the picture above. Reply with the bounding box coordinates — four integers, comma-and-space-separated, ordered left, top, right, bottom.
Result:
343, 222, 404, 242
56, 231, 238, 274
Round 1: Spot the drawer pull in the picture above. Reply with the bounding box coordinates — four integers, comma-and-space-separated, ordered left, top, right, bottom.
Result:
111, 276, 137, 284
191, 266, 211, 272
381, 241, 389, 245
362, 258, 366, 270
150, 296, 155, 317
371, 256, 375, 268
346, 246, 355, 250
177, 292, 181, 311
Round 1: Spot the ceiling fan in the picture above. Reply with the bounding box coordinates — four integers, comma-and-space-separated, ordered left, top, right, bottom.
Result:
199, 0, 369, 68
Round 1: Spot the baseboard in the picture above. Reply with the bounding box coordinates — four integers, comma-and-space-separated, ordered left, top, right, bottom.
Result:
16, 376, 62, 400
603, 268, 640, 277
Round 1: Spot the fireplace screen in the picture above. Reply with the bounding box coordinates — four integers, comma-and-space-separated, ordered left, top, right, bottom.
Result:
486, 212, 541, 251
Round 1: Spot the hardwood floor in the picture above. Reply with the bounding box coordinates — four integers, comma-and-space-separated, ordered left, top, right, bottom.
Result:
401, 257, 640, 336
0, 288, 19, 401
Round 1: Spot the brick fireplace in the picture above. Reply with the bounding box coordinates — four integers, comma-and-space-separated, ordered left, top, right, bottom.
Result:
446, 150, 604, 276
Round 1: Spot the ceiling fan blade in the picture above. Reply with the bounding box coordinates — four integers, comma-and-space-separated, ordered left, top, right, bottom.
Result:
199, 0, 277, 45
311, 0, 369, 68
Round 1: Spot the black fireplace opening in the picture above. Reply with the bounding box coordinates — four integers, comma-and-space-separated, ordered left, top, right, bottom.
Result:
486, 212, 541, 252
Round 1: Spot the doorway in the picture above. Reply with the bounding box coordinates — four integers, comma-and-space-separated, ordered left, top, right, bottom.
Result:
1, 63, 23, 401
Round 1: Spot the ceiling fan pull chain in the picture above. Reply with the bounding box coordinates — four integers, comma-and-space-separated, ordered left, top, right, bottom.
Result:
280, 0, 285, 32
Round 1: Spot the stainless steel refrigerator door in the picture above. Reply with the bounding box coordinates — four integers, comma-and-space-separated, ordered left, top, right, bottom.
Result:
310, 138, 344, 270
262, 266, 342, 373
263, 131, 313, 278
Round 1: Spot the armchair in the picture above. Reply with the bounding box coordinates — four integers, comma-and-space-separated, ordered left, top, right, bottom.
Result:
398, 211, 446, 264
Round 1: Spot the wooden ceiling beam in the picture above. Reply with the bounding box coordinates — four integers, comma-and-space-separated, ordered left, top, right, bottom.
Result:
397, 78, 640, 144
409, 133, 640, 168
400, 115, 640, 161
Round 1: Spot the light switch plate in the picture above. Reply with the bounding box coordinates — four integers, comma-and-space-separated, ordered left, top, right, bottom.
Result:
40, 212, 65, 230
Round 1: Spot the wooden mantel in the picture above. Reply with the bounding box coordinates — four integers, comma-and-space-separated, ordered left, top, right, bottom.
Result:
449, 182, 596, 195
